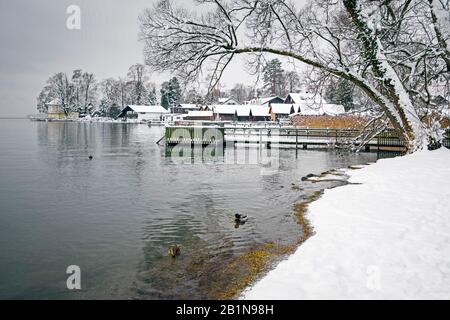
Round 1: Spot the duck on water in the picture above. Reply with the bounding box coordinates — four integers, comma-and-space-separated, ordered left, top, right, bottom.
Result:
235, 213, 248, 223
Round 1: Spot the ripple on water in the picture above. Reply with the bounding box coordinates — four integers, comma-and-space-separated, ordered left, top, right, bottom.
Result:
0, 121, 383, 299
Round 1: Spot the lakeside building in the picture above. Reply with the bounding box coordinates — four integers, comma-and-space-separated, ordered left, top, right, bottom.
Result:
117, 105, 169, 121
285, 92, 326, 105
217, 97, 240, 105
212, 105, 270, 122
296, 103, 346, 116
246, 96, 284, 105
46, 99, 79, 120
268, 103, 296, 121
184, 110, 214, 121
235, 105, 252, 122
249, 106, 271, 121
199, 106, 212, 111
161, 91, 344, 123
284, 91, 345, 116
170, 104, 201, 114
213, 105, 237, 121
162, 113, 186, 123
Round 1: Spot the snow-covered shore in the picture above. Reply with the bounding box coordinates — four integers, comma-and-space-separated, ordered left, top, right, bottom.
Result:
243, 148, 450, 299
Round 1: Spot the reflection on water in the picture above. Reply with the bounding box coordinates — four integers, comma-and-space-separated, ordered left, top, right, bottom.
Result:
0, 120, 385, 299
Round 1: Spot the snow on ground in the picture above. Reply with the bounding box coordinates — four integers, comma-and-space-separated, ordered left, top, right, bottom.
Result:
243, 148, 450, 299
78, 116, 142, 123
307, 172, 347, 182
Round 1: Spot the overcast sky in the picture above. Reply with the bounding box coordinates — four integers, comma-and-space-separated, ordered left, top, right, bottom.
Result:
0, 0, 304, 117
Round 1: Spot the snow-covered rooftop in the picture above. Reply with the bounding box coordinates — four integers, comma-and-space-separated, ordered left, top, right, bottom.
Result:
235, 105, 251, 117
250, 106, 270, 117
127, 105, 169, 113
217, 97, 239, 104
178, 104, 200, 109
213, 105, 237, 115
259, 96, 282, 104
295, 103, 345, 116
187, 110, 213, 117
46, 98, 62, 106
323, 104, 346, 115
286, 92, 327, 104
269, 103, 295, 114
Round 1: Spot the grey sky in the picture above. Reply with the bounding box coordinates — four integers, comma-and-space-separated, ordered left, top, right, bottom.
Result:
0, 0, 304, 117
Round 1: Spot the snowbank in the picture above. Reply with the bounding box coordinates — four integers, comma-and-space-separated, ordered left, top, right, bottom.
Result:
77, 116, 142, 123
243, 148, 450, 299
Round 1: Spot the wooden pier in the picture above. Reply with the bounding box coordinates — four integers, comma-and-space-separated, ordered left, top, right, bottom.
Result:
164, 125, 450, 151
165, 126, 225, 146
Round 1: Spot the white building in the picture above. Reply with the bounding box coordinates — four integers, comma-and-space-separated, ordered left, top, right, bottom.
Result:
246, 96, 284, 105
46, 98, 79, 120
285, 92, 345, 116
117, 105, 169, 121
170, 104, 201, 114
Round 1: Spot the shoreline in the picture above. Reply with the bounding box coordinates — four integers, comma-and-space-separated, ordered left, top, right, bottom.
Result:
242, 148, 450, 299
231, 164, 370, 299
216, 168, 357, 300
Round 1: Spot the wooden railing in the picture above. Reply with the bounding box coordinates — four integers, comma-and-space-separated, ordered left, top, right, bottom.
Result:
165, 125, 450, 150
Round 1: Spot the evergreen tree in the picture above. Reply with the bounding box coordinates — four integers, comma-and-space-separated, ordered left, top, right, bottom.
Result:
144, 84, 158, 105
160, 77, 182, 109
325, 79, 354, 111
263, 59, 286, 97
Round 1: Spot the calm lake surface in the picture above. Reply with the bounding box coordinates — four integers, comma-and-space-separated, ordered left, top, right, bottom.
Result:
0, 119, 380, 299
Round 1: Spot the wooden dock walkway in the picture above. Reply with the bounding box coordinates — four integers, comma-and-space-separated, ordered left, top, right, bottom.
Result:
164, 125, 450, 151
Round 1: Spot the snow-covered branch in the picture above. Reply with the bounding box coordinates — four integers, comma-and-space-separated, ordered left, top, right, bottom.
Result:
140, 0, 450, 152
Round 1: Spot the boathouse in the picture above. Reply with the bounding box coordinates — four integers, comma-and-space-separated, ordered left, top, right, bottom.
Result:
268, 103, 296, 121
217, 97, 240, 105
235, 105, 252, 122
246, 96, 284, 105
295, 103, 346, 116
170, 104, 200, 114
184, 110, 214, 121
117, 105, 169, 121
213, 105, 237, 121
249, 106, 270, 121
46, 99, 79, 120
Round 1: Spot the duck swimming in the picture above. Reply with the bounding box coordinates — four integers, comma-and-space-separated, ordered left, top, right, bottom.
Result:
235, 213, 248, 223
168, 244, 181, 258
88, 155, 93, 160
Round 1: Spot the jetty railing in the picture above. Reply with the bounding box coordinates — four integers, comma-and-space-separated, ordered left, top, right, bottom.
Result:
164, 125, 450, 150
165, 126, 225, 146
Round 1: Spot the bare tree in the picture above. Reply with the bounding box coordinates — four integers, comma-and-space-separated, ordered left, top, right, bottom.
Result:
50, 72, 75, 116
127, 63, 149, 105
140, 0, 450, 152
82, 72, 97, 112
285, 70, 300, 93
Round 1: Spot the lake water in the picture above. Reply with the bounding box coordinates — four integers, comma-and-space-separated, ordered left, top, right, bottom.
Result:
0, 119, 380, 299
